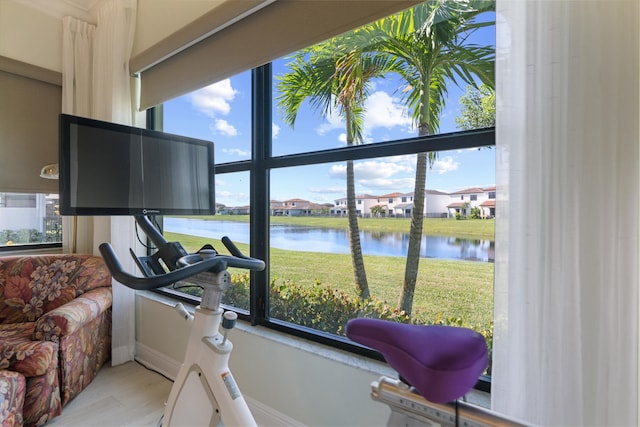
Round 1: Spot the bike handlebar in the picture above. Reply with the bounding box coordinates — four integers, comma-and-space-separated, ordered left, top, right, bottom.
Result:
98, 237, 265, 291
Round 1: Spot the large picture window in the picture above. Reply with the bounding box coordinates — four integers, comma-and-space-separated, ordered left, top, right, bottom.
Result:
158, 1, 495, 381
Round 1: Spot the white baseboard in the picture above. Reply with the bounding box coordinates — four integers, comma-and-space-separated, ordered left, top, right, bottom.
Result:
135, 342, 305, 427
245, 395, 306, 427
135, 342, 180, 380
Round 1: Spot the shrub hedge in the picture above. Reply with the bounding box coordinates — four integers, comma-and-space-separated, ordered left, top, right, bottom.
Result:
180, 272, 494, 374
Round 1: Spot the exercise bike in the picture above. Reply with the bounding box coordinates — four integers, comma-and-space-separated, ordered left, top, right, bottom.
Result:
100, 215, 265, 427
99, 215, 525, 427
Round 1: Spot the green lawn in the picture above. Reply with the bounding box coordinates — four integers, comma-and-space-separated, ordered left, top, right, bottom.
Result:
165, 229, 494, 330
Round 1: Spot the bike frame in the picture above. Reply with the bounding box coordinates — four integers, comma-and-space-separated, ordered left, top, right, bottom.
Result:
161, 270, 257, 427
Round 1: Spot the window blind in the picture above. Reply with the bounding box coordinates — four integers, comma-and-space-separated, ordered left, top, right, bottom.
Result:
0, 56, 61, 193
133, 0, 420, 110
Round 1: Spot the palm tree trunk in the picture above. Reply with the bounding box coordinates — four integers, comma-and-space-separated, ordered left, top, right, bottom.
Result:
399, 151, 426, 314
346, 159, 370, 300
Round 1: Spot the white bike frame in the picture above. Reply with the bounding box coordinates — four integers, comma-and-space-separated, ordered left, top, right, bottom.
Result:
152, 265, 523, 427
161, 270, 256, 427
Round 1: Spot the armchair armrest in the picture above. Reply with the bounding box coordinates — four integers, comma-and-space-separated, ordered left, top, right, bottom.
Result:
33, 287, 113, 343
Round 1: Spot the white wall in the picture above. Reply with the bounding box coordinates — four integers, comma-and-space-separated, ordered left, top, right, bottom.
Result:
0, 1, 62, 71
135, 292, 393, 426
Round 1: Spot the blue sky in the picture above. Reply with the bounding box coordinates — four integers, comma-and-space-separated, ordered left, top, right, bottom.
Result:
164, 14, 495, 208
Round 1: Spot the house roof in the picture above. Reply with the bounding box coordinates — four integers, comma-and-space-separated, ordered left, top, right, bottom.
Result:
378, 192, 404, 198
450, 186, 496, 195
450, 187, 485, 195
480, 200, 496, 207
447, 202, 467, 208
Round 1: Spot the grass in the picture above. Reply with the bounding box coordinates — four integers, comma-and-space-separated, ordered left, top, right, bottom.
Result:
165, 229, 494, 330
178, 215, 495, 240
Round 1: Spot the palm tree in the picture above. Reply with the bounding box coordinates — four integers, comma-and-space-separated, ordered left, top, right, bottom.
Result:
277, 35, 401, 300
365, 0, 495, 314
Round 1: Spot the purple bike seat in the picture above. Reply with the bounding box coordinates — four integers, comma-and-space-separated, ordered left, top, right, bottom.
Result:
345, 318, 487, 403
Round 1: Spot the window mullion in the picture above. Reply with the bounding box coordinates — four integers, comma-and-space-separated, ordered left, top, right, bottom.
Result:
249, 64, 272, 325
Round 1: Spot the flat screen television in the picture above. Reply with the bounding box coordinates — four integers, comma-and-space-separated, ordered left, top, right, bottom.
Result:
59, 114, 215, 216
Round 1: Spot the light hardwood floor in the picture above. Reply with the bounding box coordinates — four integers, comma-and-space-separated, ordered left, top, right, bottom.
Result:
47, 361, 172, 427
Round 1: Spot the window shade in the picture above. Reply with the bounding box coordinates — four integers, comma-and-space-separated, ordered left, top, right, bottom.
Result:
0, 56, 61, 193
134, 0, 421, 110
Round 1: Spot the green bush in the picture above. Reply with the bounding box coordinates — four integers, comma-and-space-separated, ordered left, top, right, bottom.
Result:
172, 273, 494, 374
0, 228, 43, 245
224, 272, 251, 309
268, 277, 494, 374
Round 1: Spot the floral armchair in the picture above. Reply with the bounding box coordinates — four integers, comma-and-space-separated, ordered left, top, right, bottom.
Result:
0, 254, 112, 427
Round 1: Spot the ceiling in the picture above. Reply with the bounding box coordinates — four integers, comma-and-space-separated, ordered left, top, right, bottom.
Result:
15, 0, 101, 23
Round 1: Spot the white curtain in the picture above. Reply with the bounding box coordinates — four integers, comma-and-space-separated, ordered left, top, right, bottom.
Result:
492, 1, 639, 426
61, 16, 95, 255
61, 0, 139, 366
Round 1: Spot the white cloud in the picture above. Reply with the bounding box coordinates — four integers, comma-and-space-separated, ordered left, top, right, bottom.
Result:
324, 156, 420, 194
355, 160, 412, 179
363, 91, 414, 133
329, 164, 346, 178
431, 156, 459, 174
313, 91, 415, 144
329, 160, 413, 180
216, 191, 249, 205
222, 148, 250, 157
316, 107, 343, 135
189, 79, 237, 117
358, 177, 416, 191
211, 119, 238, 137
308, 186, 345, 194
234, 193, 250, 203
272, 123, 280, 139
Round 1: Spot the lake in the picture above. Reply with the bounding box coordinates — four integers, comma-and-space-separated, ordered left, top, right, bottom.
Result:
164, 218, 494, 262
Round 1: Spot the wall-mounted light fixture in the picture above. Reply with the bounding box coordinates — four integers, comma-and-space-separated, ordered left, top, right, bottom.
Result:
40, 163, 59, 180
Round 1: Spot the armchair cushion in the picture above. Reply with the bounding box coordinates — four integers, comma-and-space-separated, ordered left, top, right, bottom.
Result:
33, 287, 113, 343
0, 323, 56, 377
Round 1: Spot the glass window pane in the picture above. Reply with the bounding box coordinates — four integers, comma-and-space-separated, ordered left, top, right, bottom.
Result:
163, 70, 252, 164
267, 151, 494, 337
271, 7, 495, 156
0, 193, 61, 247
162, 70, 252, 311
161, 171, 251, 311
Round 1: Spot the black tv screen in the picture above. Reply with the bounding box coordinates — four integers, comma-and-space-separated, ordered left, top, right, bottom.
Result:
59, 114, 215, 216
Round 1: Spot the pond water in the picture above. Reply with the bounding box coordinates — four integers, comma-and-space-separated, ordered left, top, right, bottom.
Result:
164, 218, 494, 263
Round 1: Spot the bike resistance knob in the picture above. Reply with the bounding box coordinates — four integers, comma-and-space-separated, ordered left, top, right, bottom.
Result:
222, 311, 238, 330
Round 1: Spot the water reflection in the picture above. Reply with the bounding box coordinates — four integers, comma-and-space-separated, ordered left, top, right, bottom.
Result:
165, 218, 494, 262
